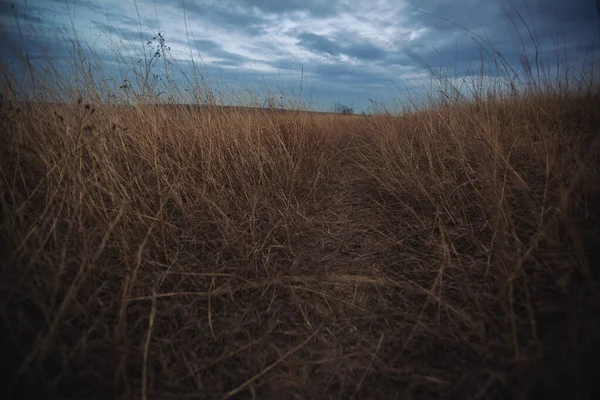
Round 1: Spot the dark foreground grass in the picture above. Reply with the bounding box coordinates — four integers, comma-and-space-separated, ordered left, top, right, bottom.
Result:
1, 64, 600, 399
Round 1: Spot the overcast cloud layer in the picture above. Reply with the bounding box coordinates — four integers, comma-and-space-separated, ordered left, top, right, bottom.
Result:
1, 0, 599, 111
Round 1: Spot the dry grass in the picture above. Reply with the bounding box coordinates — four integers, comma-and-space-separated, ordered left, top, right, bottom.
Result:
1, 51, 600, 399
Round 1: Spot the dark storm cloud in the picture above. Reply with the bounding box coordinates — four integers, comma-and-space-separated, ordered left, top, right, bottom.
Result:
402, 0, 598, 58
92, 12, 142, 29
91, 20, 145, 42
310, 63, 391, 85
524, 0, 599, 27
1, 1, 60, 26
235, 0, 338, 17
405, 0, 598, 33
346, 41, 387, 61
297, 32, 387, 61
368, 0, 599, 86
45, 0, 105, 13
0, 1, 17, 18
297, 33, 341, 56
171, 1, 266, 36
192, 39, 249, 67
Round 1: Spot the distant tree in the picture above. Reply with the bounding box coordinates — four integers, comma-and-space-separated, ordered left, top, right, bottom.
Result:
263, 95, 284, 110
333, 102, 353, 115
264, 95, 276, 109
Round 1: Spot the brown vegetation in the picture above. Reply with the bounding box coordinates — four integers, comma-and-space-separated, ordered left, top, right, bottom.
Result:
1, 49, 600, 400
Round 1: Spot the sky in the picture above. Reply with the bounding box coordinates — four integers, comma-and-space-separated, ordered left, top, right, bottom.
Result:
1, 0, 599, 112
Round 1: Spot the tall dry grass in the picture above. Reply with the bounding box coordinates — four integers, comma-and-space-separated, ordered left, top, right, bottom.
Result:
1, 23, 600, 400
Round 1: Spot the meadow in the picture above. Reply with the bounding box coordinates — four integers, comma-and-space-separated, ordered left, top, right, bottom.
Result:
1, 27, 600, 399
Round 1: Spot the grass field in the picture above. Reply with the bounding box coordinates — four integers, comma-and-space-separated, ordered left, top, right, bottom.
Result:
1, 28, 600, 399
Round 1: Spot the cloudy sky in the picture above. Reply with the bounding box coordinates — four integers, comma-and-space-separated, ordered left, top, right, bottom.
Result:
1, 0, 599, 111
